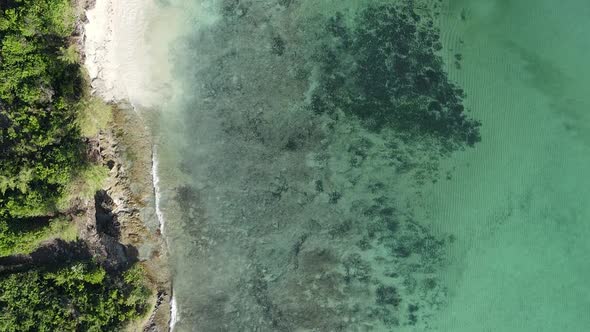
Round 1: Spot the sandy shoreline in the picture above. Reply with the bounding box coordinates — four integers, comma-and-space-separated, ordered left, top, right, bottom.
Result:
83, 0, 179, 108
80, 0, 179, 330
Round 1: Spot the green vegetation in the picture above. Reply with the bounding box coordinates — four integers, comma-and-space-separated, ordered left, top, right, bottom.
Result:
0, 0, 85, 219
57, 164, 109, 210
0, 1, 150, 330
0, 262, 149, 332
77, 97, 113, 138
0, 217, 77, 256
59, 44, 81, 65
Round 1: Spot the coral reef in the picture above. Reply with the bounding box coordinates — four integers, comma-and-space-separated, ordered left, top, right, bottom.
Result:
310, 3, 481, 150
165, 1, 476, 331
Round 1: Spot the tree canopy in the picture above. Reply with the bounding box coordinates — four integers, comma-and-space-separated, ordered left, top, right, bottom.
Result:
0, 0, 84, 219
0, 262, 149, 332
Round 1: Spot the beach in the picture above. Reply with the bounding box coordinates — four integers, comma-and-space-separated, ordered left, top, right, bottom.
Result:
83, 0, 181, 108
82, 0, 183, 330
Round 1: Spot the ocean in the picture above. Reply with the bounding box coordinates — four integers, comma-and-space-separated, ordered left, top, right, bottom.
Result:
140, 0, 590, 330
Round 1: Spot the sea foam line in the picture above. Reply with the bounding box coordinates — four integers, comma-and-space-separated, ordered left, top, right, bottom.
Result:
151, 144, 165, 235
170, 292, 179, 331
150, 144, 180, 330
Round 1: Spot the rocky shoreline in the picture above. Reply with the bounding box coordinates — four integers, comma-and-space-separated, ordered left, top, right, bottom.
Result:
0, 75, 172, 332
92, 104, 172, 331
76, 0, 173, 330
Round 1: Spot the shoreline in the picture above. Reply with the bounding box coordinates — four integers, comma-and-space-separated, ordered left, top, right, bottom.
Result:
151, 145, 165, 236
78, 0, 173, 330
82, 0, 179, 108
151, 143, 179, 331
109, 105, 172, 331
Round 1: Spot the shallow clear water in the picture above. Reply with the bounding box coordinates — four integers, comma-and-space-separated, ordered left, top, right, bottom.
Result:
428, 0, 590, 330
144, 0, 590, 330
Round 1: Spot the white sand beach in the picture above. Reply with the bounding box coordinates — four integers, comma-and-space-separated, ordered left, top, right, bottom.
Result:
83, 0, 181, 108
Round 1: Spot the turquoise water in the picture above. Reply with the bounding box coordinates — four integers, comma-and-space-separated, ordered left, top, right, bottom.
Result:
148, 0, 590, 330
428, 0, 590, 330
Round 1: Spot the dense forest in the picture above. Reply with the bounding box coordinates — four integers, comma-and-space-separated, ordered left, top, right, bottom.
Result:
0, 0, 148, 330
0, 262, 148, 331
0, 0, 83, 218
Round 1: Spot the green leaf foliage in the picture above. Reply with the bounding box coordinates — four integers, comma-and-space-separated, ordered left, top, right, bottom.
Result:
0, 216, 77, 256
0, 262, 150, 332
0, 0, 85, 219
0, 2, 149, 331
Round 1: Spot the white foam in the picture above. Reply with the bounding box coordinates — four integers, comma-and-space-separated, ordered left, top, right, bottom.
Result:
151, 145, 165, 235
170, 292, 179, 331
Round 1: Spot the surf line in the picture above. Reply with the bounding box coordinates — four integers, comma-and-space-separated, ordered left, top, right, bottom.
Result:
150, 142, 180, 330
151, 144, 165, 235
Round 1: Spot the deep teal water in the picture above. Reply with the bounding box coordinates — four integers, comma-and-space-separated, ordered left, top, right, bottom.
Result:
148, 0, 590, 330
